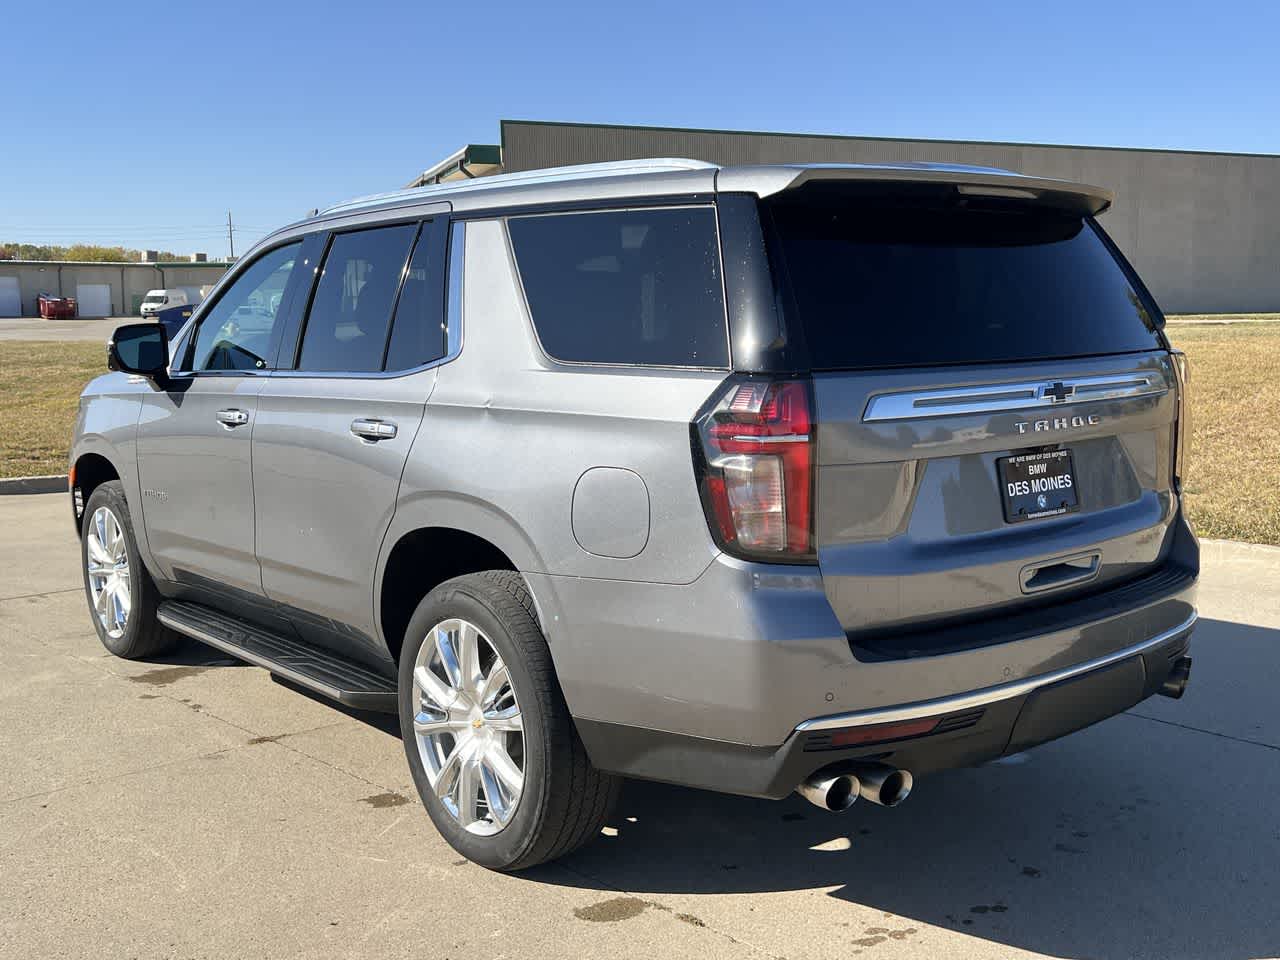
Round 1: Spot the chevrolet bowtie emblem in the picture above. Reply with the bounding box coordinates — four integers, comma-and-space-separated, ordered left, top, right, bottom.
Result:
1041, 381, 1076, 403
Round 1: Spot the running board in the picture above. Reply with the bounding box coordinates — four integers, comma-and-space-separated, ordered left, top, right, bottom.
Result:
157, 600, 398, 713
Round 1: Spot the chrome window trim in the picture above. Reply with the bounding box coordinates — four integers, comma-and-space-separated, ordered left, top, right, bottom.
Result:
164, 369, 273, 381
264, 221, 464, 382
862, 372, 1168, 422
446, 220, 464, 360
795, 610, 1196, 733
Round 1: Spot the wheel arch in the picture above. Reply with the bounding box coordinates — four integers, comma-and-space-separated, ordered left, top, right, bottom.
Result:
70, 426, 161, 585
375, 498, 549, 668
71, 450, 122, 534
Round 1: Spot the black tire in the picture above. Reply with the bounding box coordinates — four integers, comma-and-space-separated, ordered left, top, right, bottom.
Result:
80, 480, 177, 659
398, 571, 619, 871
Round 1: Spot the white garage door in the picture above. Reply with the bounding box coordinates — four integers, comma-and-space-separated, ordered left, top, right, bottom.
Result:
76, 283, 112, 317
0, 277, 20, 317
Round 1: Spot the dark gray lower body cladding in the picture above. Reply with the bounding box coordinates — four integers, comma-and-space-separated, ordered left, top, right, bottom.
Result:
575, 629, 1193, 800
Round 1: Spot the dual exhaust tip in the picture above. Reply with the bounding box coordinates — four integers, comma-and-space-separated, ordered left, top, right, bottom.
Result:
798, 656, 1195, 812
797, 763, 913, 811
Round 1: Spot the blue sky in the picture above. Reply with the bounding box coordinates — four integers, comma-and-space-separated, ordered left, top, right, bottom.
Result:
3, 0, 1276, 255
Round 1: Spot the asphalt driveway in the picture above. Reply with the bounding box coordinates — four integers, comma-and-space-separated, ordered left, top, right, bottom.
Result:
1, 493, 1277, 959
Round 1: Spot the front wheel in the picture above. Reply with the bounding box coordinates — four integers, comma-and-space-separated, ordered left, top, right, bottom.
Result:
398, 571, 619, 870
80, 480, 177, 659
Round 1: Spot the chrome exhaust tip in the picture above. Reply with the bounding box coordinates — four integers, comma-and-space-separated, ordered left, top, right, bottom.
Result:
796, 773, 860, 811
850, 763, 913, 807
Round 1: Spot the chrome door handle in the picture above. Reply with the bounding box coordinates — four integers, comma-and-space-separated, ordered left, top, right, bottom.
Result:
350, 418, 397, 441
216, 408, 249, 427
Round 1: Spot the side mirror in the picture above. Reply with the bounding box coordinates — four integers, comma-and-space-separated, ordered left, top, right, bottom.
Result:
108, 323, 169, 381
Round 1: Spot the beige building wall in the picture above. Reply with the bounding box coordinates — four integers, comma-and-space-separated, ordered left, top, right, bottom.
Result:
500, 121, 1280, 314
0, 262, 230, 317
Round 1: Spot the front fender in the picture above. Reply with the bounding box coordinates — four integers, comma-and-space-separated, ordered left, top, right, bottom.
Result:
70, 378, 158, 577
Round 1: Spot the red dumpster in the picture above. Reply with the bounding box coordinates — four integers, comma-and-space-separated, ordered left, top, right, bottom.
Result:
37, 293, 77, 319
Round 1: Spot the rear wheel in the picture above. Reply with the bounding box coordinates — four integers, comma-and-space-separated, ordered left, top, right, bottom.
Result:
80, 480, 177, 659
398, 571, 619, 870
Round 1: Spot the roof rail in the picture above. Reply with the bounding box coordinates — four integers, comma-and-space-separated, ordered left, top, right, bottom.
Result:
322, 158, 718, 216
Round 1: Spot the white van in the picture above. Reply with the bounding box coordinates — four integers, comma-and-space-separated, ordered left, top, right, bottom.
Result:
139, 287, 204, 318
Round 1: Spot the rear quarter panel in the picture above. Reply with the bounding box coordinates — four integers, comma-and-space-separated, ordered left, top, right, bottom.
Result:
390, 216, 725, 585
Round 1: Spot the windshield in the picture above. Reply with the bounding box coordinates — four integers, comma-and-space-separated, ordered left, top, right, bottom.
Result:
764, 189, 1163, 370
143, 295, 166, 305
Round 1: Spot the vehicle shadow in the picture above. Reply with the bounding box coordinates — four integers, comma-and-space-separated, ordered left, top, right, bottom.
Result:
528, 617, 1280, 960
269, 674, 402, 737
211, 616, 1278, 959
148, 632, 252, 668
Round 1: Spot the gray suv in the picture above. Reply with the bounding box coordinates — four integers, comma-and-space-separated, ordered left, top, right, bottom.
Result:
71, 159, 1197, 870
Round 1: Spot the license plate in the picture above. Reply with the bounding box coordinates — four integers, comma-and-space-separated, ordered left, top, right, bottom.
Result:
998, 449, 1080, 523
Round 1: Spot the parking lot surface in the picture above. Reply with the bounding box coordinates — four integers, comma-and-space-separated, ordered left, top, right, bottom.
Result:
2, 492, 1278, 960
0, 318, 125, 342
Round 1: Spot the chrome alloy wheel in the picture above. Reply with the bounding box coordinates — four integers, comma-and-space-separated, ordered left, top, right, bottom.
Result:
412, 618, 525, 836
86, 506, 131, 639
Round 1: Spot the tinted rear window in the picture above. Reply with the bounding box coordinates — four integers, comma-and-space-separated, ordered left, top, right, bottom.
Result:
508, 207, 728, 368
765, 194, 1162, 370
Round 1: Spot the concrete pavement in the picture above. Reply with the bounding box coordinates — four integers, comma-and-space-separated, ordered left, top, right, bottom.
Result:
0, 318, 127, 342
2, 492, 1278, 960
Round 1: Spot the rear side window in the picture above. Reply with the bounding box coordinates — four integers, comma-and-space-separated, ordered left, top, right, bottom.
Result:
765, 192, 1163, 370
298, 224, 416, 372
383, 221, 447, 372
508, 207, 728, 368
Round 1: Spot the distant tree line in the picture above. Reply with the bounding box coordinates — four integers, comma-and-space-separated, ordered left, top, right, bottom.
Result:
0, 243, 193, 262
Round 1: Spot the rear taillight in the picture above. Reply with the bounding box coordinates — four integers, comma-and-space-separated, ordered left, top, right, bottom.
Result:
1171, 349, 1190, 489
693, 378, 815, 562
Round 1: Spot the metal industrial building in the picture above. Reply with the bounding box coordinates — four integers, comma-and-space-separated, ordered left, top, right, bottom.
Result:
407, 120, 1280, 314
0, 259, 231, 318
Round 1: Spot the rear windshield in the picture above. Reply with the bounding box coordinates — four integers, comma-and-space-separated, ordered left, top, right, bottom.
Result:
764, 192, 1163, 370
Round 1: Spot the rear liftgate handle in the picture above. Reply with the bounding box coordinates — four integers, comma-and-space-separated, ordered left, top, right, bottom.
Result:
1019, 552, 1102, 595
350, 418, 397, 442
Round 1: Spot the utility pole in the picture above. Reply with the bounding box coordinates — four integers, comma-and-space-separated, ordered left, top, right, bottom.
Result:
227, 211, 235, 260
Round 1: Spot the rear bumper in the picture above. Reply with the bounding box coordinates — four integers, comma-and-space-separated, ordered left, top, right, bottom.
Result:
530, 512, 1198, 795
576, 613, 1194, 799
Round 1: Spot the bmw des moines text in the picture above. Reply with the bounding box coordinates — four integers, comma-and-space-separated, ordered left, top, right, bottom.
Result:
70, 159, 1197, 870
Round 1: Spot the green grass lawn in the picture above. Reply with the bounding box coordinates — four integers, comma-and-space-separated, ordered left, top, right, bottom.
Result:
3, 326, 1278, 545
1166, 313, 1280, 324
0, 341, 102, 478
1165, 323, 1280, 545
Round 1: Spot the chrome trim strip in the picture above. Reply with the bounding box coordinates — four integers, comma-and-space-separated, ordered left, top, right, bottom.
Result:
794, 610, 1197, 733
728, 433, 810, 444
446, 219, 464, 359
157, 609, 346, 701
863, 373, 1166, 422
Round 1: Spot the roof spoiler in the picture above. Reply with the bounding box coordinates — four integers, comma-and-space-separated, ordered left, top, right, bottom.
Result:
716, 163, 1114, 216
